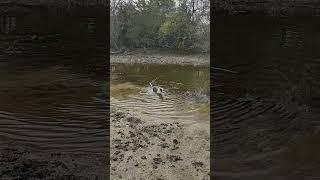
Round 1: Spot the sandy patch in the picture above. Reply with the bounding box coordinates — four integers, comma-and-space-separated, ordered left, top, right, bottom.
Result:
110, 106, 210, 180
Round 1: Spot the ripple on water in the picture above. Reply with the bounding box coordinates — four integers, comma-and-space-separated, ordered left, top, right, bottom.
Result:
111, 85, 209, 122
0, 63, 107, 154
213, 63, 320, 178
0, 96, 107, 154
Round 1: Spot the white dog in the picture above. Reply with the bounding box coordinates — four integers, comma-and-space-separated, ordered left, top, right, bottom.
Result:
149, 78, 164, 100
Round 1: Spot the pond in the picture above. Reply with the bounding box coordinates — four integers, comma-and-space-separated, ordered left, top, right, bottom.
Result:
0, 9, 107, 155
111, 63, 210, 122
213, 16, 320, 179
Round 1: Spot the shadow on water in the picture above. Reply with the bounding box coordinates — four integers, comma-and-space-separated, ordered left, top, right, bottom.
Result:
0, 6, 107, 155
213, 16, 320, 179
111, 63, 210, 122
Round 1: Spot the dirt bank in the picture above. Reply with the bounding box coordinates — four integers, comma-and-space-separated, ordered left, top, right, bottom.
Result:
0, 144, 108, 179
110, 53, 209, 66
110, 106, 210, 180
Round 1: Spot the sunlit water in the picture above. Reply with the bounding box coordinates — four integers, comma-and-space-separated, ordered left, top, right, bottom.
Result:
213, 16, 320, 179
111, 63, 210, 122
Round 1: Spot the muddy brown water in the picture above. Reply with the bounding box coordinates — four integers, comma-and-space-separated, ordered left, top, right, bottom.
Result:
213, 16, 320, 179
0, 11, 107, 155
111, 63, 210, 122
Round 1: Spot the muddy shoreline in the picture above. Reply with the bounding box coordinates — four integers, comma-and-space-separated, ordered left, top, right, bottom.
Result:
110, 105, 210, 180
0, 144, 108, 179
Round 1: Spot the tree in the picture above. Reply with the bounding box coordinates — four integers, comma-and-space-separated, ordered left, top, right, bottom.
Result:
110, 0, 210, 52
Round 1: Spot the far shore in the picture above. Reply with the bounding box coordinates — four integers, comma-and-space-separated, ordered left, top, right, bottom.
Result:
110, 49, 210, 66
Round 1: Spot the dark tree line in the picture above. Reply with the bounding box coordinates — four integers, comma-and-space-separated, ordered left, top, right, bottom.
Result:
110, 0, 209, 53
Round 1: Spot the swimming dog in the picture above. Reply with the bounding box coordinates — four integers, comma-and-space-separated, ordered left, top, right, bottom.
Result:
149, 79, 164, 100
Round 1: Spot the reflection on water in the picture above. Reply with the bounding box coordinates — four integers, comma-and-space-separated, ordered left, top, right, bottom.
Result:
214, 16, 320, 179
111, 63, 209, 122
0, 8, 107, 155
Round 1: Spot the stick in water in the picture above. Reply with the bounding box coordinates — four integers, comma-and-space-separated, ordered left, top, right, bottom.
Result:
149, 77, 158, 86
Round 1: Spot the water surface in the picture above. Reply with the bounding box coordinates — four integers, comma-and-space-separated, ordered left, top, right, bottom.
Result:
111, 63, 210, 122
213, 16, 320, 179
0, 9, 107, 155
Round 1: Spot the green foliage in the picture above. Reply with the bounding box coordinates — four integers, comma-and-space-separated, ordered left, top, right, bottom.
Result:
110, 0, 209, 52
159, 12, 196, 50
